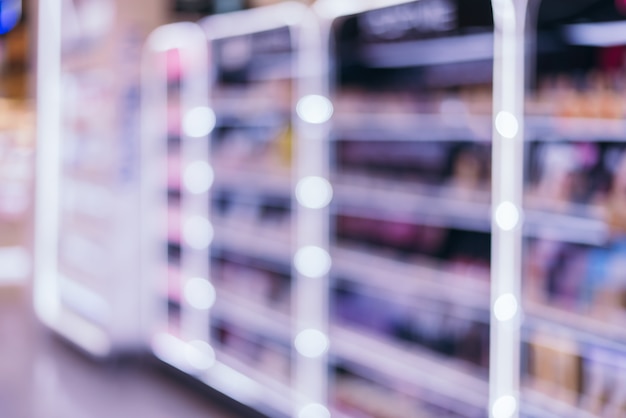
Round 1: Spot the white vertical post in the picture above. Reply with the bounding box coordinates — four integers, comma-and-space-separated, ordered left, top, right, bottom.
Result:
489, 1, 528, 417
34, 0, 62, 325
293, 9, 332, 418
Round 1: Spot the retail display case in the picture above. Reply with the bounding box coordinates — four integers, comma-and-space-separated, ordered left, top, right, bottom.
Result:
520, 0, 626, 416
140, 1, 550, 417
139, 1, 626, 418
318, 0, 496, 416
143, 4, 330, 418
141, 21, 211, 366
34, 0, 165, 356
36, 0, 626, 416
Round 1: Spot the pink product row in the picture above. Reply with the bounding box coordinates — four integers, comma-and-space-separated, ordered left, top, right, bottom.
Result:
166, 205, 182, 247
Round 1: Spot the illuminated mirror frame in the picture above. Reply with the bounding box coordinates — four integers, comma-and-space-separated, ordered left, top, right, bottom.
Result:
141, 22, 211, 373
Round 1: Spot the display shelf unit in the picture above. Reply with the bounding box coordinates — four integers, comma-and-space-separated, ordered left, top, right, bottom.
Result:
203, 5, 326, 417
520, 1, 626, 417
143, 4, 329, 418
35, 0, 165, 356
319, 0, 500, 416
330, 325, 489, 414
140, 1, 626, 417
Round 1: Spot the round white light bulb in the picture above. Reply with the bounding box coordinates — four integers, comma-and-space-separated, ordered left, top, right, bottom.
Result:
495, 202, 520, 231
299, 403, 331, 418
183, 106, 216, 138
296, 95, 334, 124
183, 216, 214, 249
185, 340, 216, 371
184, 278, 216, 310
296, 176, 333, 209
183, 161, 214, 194
294, 246, 331, 278
495, 111, 519, 139
295, 329, 329, 358
493, 293, 518, 322
492, 395, 517, 418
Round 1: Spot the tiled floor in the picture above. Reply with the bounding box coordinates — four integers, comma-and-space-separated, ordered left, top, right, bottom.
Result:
0, 287, 240, 418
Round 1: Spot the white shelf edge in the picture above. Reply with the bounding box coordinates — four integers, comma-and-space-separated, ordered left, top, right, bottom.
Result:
526, 115, 626, 141
152, 334, 293, 418
212, 222, 292, 262
213, 288, 291, 341
522, 387, 598, 418
212, 165, 292, 195
524, 302, 626, 354
334, 178, 609, 244
212, 347, 294, 412
330, 325, 488, 410
332, 245, 490, 312
524, 209, 608, 246
334, 181, 492, 232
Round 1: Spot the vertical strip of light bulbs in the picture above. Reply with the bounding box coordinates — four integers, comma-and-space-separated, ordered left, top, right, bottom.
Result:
143, 23, 216, 375
489, 1, 528, 418
293, 9, 333, 418
178, 23, 216, 374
